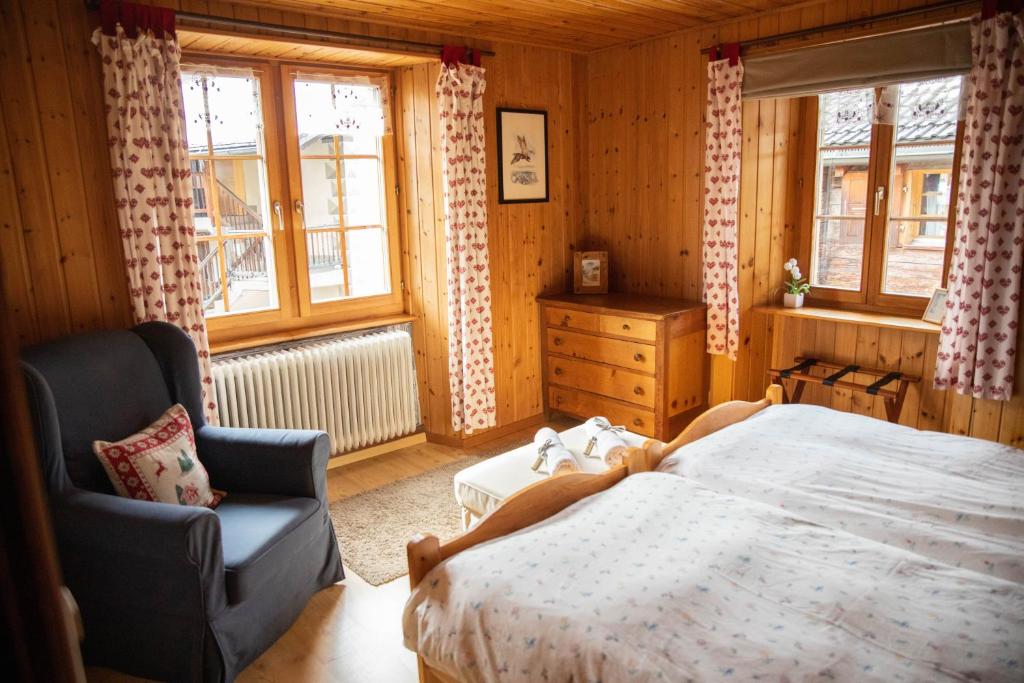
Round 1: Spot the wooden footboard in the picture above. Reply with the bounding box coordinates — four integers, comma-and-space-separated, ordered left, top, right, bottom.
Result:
407, 384, 783, 682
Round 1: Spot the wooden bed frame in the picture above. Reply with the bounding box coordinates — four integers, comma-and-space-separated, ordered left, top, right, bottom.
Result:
406, 384, 784, 683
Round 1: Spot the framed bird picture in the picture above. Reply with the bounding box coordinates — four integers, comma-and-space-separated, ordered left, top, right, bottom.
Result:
496, 108, 549, 203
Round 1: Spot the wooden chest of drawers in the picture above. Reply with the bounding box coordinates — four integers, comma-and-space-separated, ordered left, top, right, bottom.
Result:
538, 293, 707, 440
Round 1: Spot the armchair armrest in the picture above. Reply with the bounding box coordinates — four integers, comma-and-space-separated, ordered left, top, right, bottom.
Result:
195, 425, 331, 501
51, 489, 226, 619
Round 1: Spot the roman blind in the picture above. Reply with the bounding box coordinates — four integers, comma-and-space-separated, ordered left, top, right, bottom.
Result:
742, 22, 971, 99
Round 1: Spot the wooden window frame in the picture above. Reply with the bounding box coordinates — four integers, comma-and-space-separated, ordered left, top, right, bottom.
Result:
181, 55, 406, 349
797, 87, 962, 317
280, 65, 404, 322
182, 60, 296, 337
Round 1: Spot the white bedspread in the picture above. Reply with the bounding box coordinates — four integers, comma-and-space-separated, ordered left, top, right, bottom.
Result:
658, 404, 1024, 583
404, 474, 1024, 682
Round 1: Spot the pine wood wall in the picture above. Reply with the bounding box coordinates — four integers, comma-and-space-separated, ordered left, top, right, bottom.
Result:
577, 0, 1022, 446
0, 0, 133, 347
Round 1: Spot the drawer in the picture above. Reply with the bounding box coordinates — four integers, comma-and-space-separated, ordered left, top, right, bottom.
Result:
548, 355, 655, 408
545, 306, 599, 333
598, 313, 657, 342
546, 328, 655, 373
549, 386, 656, 437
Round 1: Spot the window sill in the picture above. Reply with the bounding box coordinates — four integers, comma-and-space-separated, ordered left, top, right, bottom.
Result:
753, 305, 941, 334
209, 313, 416, 354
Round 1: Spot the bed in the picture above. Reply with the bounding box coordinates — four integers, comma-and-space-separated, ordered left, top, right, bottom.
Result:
404, 386, 1024, 682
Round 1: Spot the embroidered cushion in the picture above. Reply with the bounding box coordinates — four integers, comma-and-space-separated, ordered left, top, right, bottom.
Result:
93, 404, 223, 507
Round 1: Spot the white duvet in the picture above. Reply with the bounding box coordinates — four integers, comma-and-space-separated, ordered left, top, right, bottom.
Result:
658, 404, 1024, 582
404, 407, 1024, 681
404, 474, 1024, 682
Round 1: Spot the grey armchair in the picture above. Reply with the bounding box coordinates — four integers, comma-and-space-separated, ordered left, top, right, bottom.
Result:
21, 322, 345, 682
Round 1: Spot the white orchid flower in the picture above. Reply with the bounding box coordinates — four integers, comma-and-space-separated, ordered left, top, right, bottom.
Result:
783, 262, 792, 272
792, 268, 802, 280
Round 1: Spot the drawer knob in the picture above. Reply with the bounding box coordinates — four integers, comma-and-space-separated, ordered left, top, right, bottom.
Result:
562, 315, 571, 325
553, 337, 563, 346
554, 367, 564, 376
633, 352, 644, 362
633, 385, 644, 395
622, 323, 631, 331
632, 418, 643, 427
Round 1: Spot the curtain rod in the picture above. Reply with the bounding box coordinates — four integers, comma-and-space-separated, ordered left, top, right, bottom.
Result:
700, 0, 977, 55
84, 2, 496, 58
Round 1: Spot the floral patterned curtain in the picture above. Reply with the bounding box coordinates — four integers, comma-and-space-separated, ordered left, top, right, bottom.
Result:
702, 45, 744, 360
93, 1, 217, 423
436, 50, 496, 434
934, 7, 1024, 401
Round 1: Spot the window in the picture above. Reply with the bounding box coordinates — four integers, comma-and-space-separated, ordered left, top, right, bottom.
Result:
183, 69, 277, 317
180, 60, 402, 344
805, 76, 962, 313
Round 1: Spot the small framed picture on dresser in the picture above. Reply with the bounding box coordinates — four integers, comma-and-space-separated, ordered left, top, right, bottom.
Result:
573, 251, 608, 294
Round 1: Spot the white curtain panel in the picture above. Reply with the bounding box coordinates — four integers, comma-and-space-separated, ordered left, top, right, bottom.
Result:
93, 18, 218, 423
702, 53, 744, 360
934, 10, 1024, 401
436, 62, 497, 434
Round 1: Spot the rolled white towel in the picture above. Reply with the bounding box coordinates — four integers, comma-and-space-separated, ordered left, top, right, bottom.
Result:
532, 427, 579, 475
545, 445, 579, 476
583, 416, 628, 466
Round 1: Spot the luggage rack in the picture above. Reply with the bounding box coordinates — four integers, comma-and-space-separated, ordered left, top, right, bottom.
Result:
767, 356, 919, 423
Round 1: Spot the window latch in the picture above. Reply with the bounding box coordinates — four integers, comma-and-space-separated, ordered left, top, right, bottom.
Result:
273, 200, 284, 231
294, 199, 305, 230
874, 186, 885, 216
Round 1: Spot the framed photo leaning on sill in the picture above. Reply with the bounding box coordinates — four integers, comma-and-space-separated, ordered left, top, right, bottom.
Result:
922, 288, 948, 325
496, 108, 549, 203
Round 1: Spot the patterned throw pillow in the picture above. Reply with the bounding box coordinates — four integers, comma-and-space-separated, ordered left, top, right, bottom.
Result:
93, 404, 224, 508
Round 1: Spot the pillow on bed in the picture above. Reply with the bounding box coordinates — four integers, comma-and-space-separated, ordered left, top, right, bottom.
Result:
93, 404, 223, 508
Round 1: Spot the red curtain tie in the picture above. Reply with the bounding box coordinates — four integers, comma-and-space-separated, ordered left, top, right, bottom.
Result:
983, 0, 1024, 18
440, 45, 482, 67
710, 43, 741, 66
99, 0, 175, 39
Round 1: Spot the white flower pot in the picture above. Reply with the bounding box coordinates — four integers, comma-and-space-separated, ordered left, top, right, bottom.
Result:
783, 292, 804, 309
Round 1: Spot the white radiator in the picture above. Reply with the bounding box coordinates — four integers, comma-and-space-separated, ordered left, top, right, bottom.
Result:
211, 329, 420, 454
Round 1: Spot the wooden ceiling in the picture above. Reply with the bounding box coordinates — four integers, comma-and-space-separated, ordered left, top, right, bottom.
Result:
177, 28, 436, 68
227, 0, 811, 52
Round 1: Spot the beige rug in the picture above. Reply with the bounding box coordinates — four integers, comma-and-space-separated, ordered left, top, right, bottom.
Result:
329, 456, 486, 586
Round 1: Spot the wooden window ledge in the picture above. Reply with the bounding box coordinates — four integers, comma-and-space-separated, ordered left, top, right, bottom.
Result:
210, 314, 416, 354
753, 305, 941, 334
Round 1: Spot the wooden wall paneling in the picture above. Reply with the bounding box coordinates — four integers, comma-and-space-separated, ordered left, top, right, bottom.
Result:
394, 66, 430, 434
0, 102, 39, 346
917, 332, 947, 431
897, 331, 926, 428
56, 0, 133, 332
22, 0, 110, 336
809, 319, 837, 407
873, 328, 903, 421
849, 325, 879, 416
0, 0, 74, 344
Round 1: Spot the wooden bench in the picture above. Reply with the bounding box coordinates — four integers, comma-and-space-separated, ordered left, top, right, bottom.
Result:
768, 356, 919, 423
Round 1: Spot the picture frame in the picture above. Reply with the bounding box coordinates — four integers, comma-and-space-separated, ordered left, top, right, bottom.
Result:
496, 108, 549, 204
922, 287, 948, 324
573, 251, 609, 294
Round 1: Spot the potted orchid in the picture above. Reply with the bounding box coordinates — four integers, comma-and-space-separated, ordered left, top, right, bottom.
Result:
782, 258, 810, 308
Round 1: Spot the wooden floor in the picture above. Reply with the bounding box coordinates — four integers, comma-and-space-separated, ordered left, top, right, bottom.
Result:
87, 416, 576, 683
